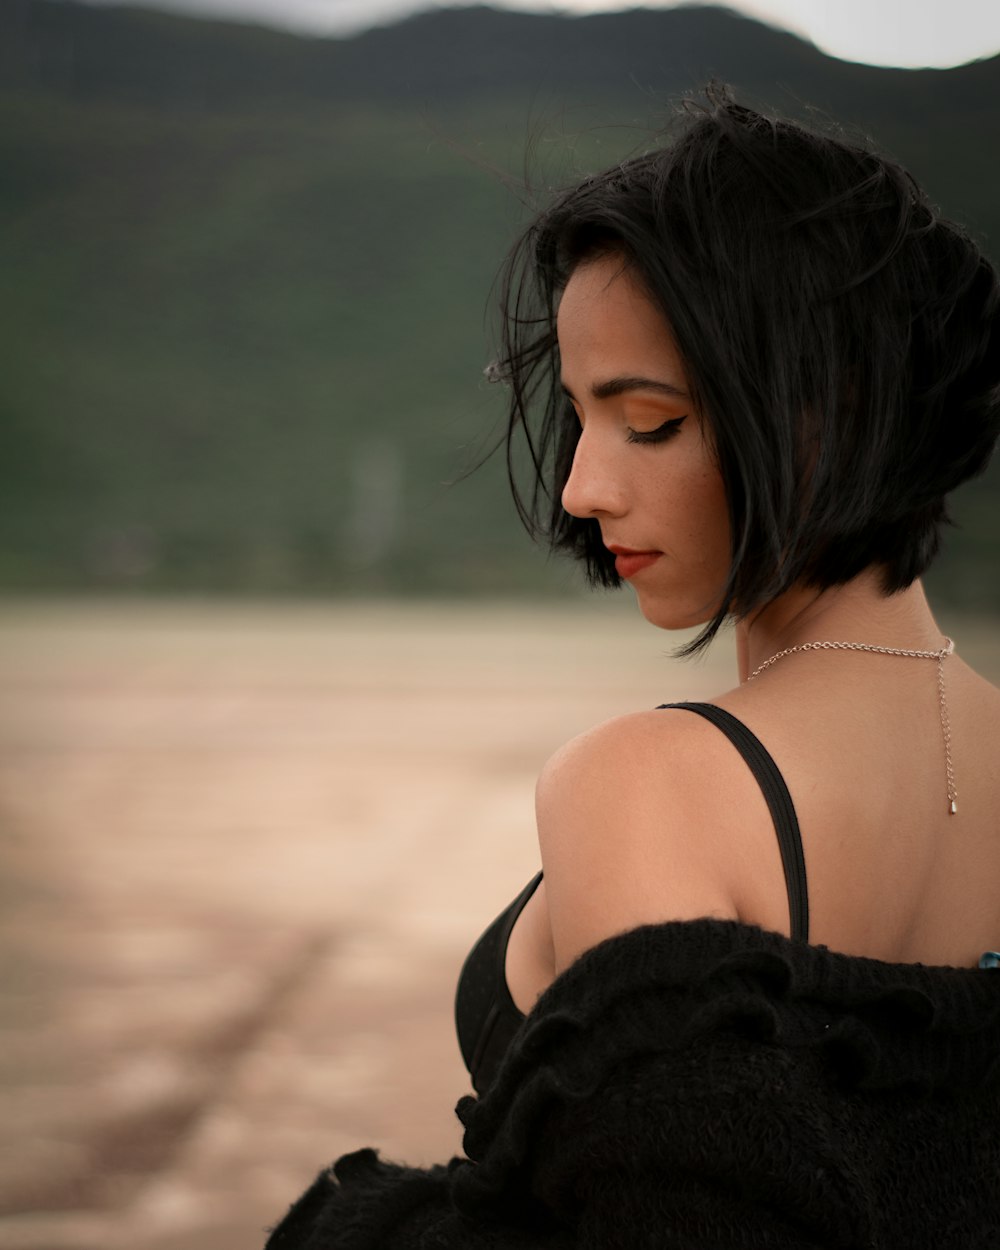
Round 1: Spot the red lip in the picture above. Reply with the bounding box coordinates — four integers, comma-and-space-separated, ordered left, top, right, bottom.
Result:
606, 545, 662, 580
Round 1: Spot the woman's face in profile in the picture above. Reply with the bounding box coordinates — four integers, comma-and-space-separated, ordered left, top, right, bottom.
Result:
557, 253, 730, 631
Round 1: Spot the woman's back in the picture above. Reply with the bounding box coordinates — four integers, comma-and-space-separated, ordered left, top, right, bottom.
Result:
716, 645, 1000, 967
506, 586, 1000, 1018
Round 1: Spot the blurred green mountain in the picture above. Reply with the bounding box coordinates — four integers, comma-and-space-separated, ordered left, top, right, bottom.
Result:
1, 1, 998, 602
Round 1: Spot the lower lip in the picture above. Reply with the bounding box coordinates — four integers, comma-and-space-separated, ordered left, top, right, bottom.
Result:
614, 552, 661, 579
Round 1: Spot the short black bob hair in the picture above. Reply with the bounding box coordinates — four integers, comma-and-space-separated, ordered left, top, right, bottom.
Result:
491, 87, 1000, 652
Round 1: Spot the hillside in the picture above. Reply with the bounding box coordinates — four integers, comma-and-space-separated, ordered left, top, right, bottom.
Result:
0, 1, 997, 602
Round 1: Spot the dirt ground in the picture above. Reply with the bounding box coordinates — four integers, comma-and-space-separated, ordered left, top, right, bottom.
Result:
0, 597, 734, 1250
0, 597, 995, 1250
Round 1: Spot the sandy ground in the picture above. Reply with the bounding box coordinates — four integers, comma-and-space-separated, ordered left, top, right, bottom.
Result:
0, 597, 737, 1250
0, 597, 995, 1250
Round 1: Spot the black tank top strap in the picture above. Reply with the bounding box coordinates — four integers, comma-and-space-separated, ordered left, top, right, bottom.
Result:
658, 701, 810, 944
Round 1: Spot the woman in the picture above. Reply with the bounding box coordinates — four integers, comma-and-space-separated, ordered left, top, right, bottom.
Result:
266, 91, 1000, 1249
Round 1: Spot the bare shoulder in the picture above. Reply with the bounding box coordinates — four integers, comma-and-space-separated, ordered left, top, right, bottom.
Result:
535, 707, 766, 974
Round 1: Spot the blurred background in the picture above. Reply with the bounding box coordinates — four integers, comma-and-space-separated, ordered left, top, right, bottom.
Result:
1, 2, 999, 1247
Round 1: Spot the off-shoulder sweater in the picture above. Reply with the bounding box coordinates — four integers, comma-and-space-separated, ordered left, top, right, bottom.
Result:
263, 917, 1000, 1249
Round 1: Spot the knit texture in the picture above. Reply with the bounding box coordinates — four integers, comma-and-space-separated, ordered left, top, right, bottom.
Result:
264, 919, 1000, 1249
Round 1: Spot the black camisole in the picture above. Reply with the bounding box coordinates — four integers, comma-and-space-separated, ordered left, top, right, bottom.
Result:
454, 702, 809, 1094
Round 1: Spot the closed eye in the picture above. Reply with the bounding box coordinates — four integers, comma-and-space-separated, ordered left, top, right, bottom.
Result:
626, 417, 687, 445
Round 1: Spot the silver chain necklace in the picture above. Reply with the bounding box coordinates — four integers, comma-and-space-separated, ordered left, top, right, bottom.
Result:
746, 638, 957, 815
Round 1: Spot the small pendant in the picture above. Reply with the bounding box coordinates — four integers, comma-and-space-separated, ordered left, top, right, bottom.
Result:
949, 800, 958, 815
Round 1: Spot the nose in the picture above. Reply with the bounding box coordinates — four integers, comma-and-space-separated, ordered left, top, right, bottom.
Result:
560, 427, 627, 520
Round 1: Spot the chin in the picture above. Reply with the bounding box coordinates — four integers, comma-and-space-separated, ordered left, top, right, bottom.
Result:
633, 590, 718, 633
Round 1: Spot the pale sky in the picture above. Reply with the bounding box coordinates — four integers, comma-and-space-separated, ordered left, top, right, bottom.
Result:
77, 0, 1000, 69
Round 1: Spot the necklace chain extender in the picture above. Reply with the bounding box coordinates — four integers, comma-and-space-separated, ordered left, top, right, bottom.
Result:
746, 638, 957, 815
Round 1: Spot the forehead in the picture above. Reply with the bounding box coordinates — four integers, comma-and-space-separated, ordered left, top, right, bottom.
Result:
556, 255, 685, 380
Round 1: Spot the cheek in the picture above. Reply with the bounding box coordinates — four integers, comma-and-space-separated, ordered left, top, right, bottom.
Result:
704, 474, 731, 555
659, 464, 728, 557
700, 496, 731, 578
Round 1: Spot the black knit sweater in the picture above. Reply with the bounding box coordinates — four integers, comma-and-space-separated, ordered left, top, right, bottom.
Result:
264, 919, 1000, 1249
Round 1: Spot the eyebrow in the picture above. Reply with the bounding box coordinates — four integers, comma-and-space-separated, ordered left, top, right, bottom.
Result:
561, 375, 688, 401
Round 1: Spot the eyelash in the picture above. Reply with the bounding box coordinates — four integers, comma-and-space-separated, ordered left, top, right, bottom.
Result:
626, 417, 687, 445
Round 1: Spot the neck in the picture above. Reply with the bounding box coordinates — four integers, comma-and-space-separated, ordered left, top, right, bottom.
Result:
734, 572, 944, 684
